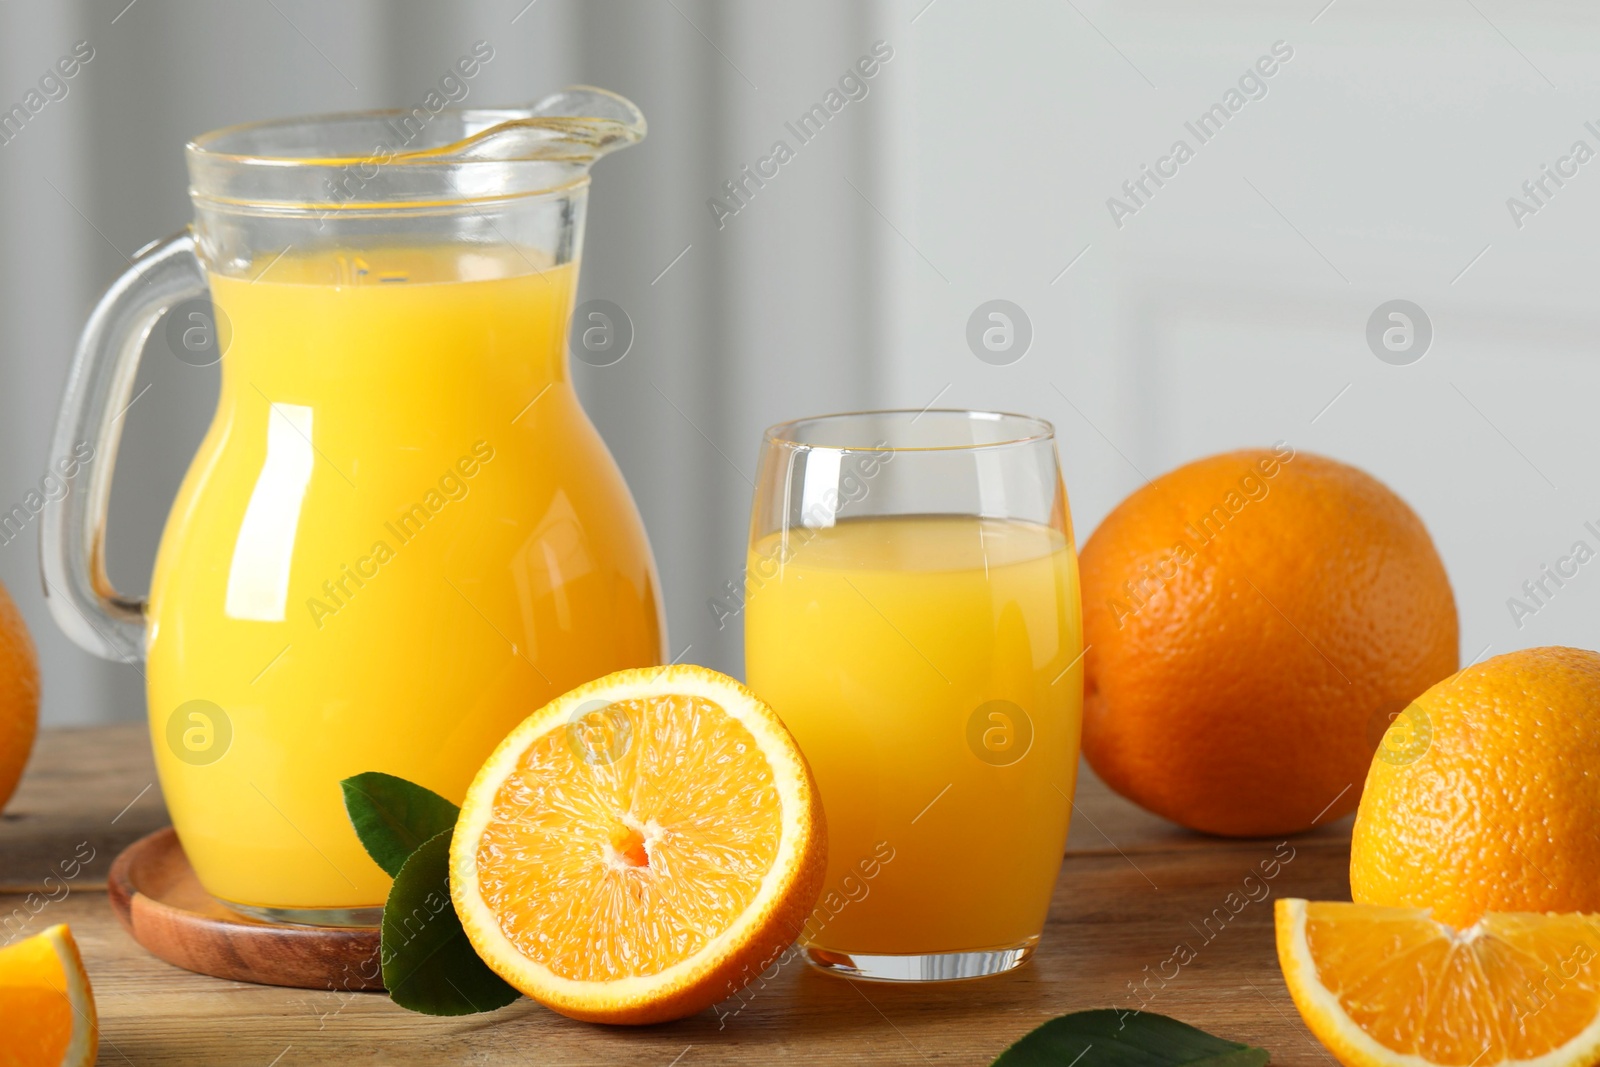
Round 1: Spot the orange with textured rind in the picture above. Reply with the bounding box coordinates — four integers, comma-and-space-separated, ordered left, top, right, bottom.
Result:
450, 665, 825, 1025
0, 923, 98, 1067
0, 578, 39, 815
1277, 898, 1600, 1067
1080, 447, 1458, 836
1351, 646, 1600, 929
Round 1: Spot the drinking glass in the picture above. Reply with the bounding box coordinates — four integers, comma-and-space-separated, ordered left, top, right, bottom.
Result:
744, 409, 1083, 980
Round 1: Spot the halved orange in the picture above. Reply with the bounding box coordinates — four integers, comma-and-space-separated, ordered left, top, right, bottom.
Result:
450, 665, 826, 1024
1277, 898, 1600, 1067
0, 924, 98, 1067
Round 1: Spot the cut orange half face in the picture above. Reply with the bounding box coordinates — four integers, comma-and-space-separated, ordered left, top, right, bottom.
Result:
0, 923, 98, 1067
450, 665, 826, 1025
1277, 898, 1600, 1067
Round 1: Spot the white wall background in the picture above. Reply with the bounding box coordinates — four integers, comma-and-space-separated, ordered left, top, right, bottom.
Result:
1, 0, 1596, 726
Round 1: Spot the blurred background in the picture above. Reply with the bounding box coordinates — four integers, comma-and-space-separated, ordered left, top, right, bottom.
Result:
2, 0, 1597, 726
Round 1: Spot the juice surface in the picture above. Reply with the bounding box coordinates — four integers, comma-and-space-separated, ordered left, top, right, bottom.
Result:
745, 514, 1082, 955
146, 248, 663, 911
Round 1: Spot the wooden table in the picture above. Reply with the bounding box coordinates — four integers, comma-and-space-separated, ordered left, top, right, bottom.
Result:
0, 726, 1354, 1065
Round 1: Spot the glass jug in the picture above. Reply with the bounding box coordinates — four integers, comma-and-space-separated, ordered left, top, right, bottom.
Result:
42, 89, 665, 925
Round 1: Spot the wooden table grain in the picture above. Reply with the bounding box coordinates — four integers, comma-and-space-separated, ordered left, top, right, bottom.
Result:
0, 726, 1355, 1066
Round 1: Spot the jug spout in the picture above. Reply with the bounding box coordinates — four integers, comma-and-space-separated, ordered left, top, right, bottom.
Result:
185, 86, 646, 213
425, 87, 647, 164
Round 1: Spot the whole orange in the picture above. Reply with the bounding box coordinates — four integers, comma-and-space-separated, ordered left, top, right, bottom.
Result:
1350, 646, 1600, 928
0, 578, 39, 813
1079, 446, 1458, 837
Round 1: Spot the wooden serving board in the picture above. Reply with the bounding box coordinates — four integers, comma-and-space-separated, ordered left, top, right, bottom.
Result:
0, 726, 1358, 1065
106, 826, 383, 991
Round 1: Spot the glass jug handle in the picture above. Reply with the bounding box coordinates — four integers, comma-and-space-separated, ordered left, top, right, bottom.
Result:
40, 230, 208, 663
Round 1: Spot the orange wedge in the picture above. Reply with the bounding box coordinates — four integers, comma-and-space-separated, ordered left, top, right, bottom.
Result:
0, 924, 98, 1067
1277, 898, 1600, 1067
450, 665, 826, 1024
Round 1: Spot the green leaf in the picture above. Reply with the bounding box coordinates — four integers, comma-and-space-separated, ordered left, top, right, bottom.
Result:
992, 1010, 1271, 1067
339, 772, 516, 1015
341, 771, 460, 878
380, 828, 520, 1016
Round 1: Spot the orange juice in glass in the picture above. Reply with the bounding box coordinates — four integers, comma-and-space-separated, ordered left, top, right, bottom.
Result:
745, 410, 1083, 980
43, 91, 665, 924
